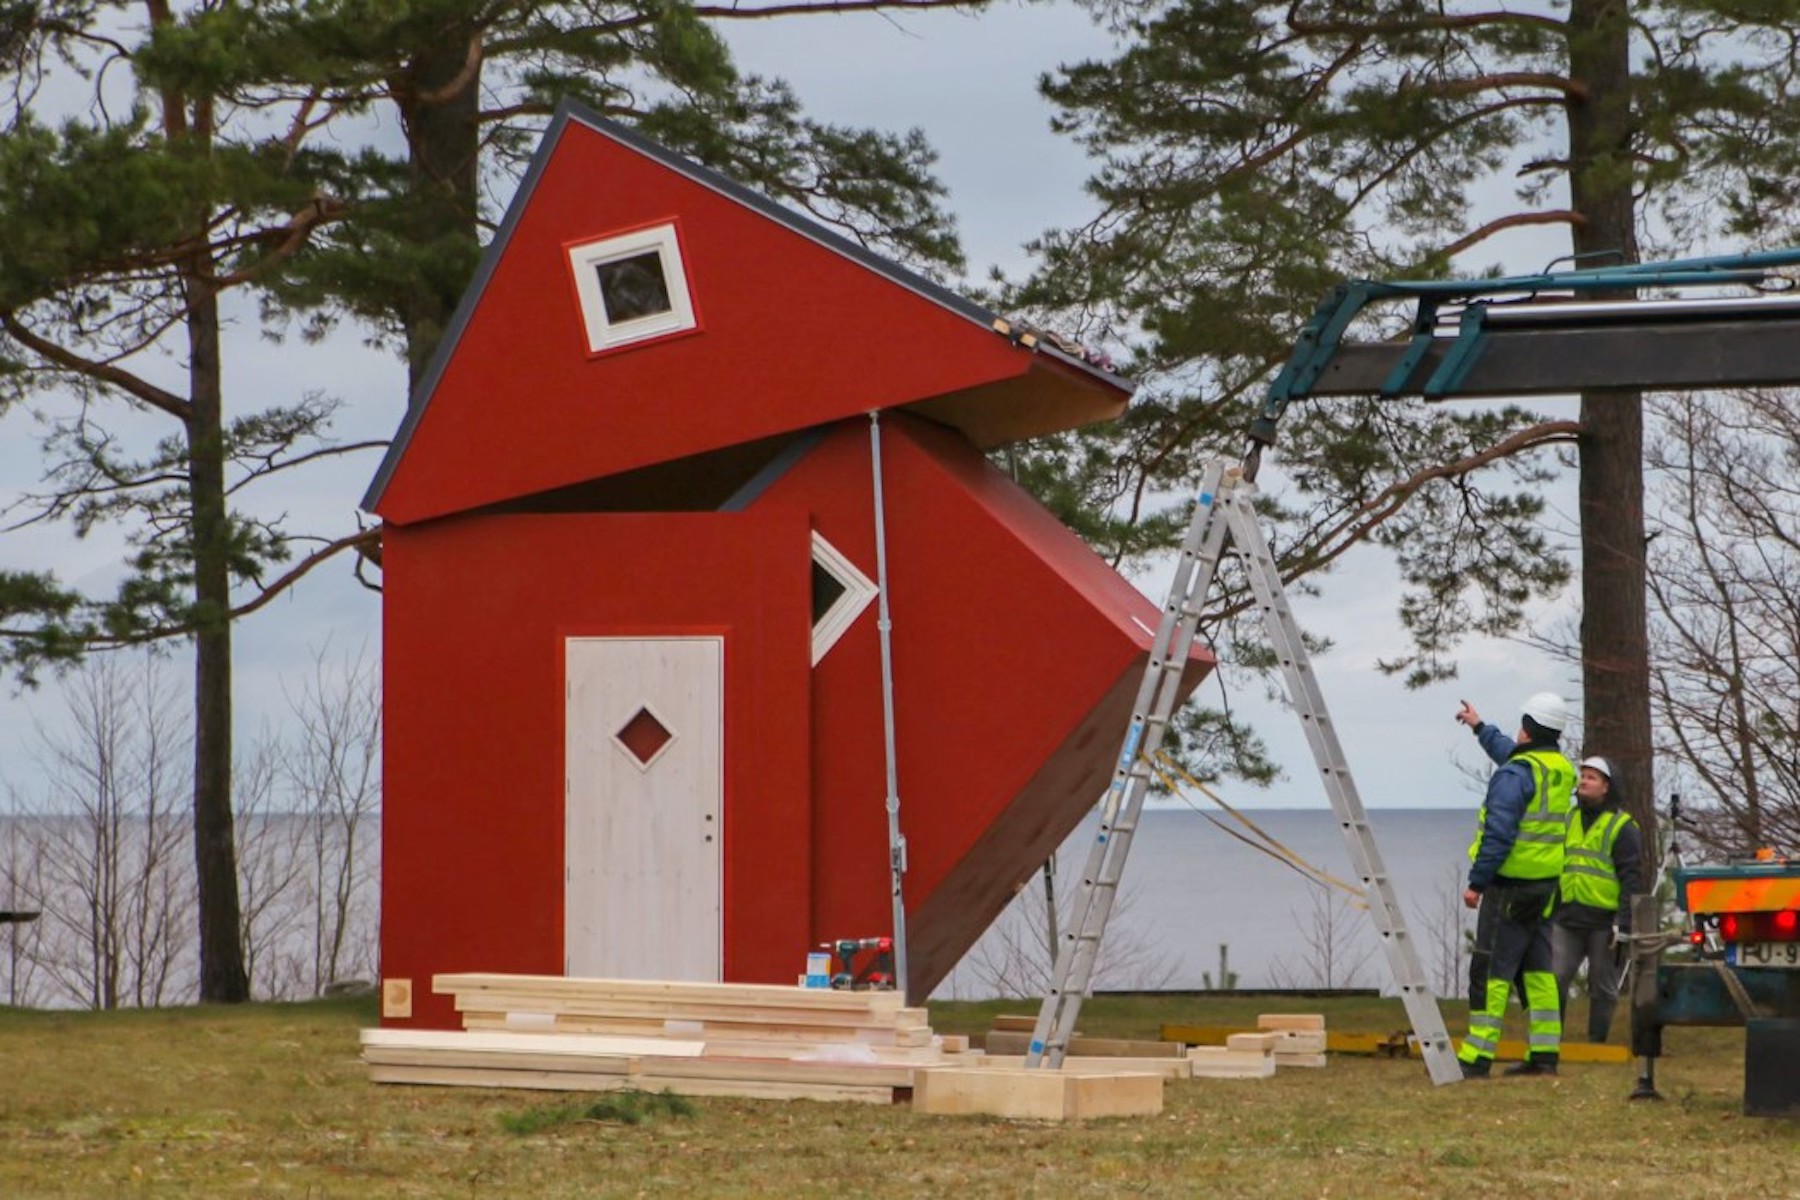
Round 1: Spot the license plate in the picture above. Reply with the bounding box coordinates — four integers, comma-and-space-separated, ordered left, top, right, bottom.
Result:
1735, 941, 1800, 968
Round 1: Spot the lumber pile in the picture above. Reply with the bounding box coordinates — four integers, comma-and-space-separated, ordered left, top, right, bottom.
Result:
361, 973, 958, 1104
363, 977, 1174, 1116
1183, 1014, 1329, 1078
1258, 1013, 1328, 1068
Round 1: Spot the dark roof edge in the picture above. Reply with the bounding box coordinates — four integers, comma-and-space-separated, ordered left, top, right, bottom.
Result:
362, 98, 1131, 515
719, 428, 826, 512
360, 107, 581, 513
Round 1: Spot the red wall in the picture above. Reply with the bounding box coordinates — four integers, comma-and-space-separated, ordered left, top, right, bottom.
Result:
375, 117, 1044, 526
381, 508, 811, 1028
751, 415, 1191, 994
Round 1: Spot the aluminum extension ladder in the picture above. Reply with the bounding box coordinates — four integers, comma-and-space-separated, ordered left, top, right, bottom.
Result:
1024, 462, 1464, 1086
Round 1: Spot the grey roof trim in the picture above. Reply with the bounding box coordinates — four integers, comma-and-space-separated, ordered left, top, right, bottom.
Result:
719, 428, 826, 512
362, 97, 1128, 515
360, 107, 582, 513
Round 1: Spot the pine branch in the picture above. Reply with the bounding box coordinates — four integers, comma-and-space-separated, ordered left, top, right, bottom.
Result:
1436, 210, 1583, 259
0, 312, 191, 422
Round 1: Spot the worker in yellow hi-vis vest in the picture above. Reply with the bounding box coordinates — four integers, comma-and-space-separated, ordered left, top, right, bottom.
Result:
1453, 693, 1575, 1079
1551, 755, 1643, 1043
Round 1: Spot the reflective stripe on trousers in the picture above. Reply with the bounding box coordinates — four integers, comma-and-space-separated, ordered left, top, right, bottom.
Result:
1456, 970, 1563, 1065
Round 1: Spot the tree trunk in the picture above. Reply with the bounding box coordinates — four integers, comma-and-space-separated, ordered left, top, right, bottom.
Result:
399, 27, 483, 394
1566, 0, 1658, 858
187, 234, 250, 1005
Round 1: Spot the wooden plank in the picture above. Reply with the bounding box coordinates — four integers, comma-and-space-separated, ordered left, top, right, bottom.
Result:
989, 1014, 1039, 1032
1187, 1047, 1275, 1079
434, 973, 908, 1014
452, 996, 929, 1031
454, 1025, 946, 1064
1065, 1073, 1166, 1120
1225, 1032, 1281, 1053
361, 1029, 926, 1086
362, 1046, 639, 1076
460, 1011, 931, 1045
912, 1068, 1162, 1120
444, 987, 926, 1023
360, 1028, 704, 1058
977, 1055, 1190, 1081
982, 1031, 1183, 1058
625, 1055, 918, 1089
1256, 1014, 1325, 1032
1274, 1052, 1329, 1069
367, 1062, 897, 1104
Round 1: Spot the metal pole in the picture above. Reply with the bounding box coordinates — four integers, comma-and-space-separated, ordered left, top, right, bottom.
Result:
868, 412, 910, 999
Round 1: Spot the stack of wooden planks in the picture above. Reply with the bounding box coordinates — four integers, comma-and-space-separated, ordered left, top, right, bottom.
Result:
1259, 1013, 1328, 1068
361, 973, 954, 1104
1182, 1014, 1328, 1078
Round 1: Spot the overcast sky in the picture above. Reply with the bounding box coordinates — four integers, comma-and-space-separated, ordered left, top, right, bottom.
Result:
0, 2, 1584, 813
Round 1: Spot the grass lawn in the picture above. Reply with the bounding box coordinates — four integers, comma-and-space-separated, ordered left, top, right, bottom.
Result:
1, 993, 1794, 1197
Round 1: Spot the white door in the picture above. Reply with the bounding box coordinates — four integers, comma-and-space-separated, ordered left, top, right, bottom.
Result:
565, 636, 723, 980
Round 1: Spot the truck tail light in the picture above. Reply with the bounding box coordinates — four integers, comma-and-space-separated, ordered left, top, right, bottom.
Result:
1714, 911, 1800, 943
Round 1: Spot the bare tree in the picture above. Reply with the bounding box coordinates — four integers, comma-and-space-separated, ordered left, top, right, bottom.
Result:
1645, 391, 1800, 858
234, 729, 311, 1001
1268, 884, 1374, 990
283, 641, 381, 995
22, 654, 195, 1008
940, 843, 1177, 1000
0, 808, 49, 1007
1410, 864, 1474, 998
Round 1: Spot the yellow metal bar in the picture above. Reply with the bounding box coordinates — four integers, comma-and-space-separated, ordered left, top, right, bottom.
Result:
1160, 1024, 1630, 1064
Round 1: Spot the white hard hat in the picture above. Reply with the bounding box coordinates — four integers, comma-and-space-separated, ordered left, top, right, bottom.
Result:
1580, 756, 1613, 779
1521, 691, 1568, 732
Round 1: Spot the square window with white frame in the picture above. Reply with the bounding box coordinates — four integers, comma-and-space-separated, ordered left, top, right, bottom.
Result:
567, 222, 698, 354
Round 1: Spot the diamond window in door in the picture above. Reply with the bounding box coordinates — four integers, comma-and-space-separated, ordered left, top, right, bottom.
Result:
809, 530, 877, 665
614, 703, 676, 769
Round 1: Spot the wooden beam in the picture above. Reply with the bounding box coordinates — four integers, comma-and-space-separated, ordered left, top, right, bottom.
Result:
912, 1067, 1163, 1120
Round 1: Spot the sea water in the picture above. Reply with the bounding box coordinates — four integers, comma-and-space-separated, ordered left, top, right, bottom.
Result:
933, 807, 1477, 1000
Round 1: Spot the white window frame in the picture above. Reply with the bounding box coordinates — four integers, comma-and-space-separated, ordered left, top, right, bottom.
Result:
811, 531, 878, 666
567, 221, 697, 354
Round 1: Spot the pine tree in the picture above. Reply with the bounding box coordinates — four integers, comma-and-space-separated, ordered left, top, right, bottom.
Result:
1, 0, 974, 1001
0, 5, 365, 1001
1010, 0, 1800, 840
221, 0, 970, 387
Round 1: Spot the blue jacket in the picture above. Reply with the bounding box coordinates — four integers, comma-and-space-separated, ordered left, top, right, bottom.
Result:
1467, 723, 1557, 891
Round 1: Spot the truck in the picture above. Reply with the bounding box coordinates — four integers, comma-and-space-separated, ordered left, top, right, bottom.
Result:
1627, 805, 1800, 1116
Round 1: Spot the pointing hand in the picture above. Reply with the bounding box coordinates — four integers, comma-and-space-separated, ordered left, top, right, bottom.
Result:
1455, 700, 1481, 729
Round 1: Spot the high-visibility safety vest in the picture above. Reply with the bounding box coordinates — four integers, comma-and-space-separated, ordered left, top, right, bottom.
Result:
1467, 748, 1575, 880
1562, 807, 1633, 909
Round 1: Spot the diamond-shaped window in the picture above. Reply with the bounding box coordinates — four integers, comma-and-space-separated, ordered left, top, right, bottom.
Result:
567, 222, 697, 355
614, 706, 675, 769
810, 531, 877, 666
